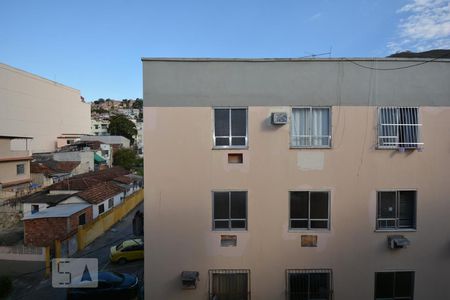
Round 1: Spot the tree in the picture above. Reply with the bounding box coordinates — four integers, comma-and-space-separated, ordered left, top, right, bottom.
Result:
108, 115, 137, 144
132, 99, 143, 109
113, 148, 138, 171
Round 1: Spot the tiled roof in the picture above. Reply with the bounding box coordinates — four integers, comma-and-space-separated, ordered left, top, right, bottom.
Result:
76, 181, 124, 204
49, 166, 129, 191
113, 175, 134, 185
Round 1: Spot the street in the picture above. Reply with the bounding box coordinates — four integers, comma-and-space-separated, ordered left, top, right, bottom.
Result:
9, 202, 144, 300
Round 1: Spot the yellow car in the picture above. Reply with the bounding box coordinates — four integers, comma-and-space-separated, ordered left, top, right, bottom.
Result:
110, 239, 144, 264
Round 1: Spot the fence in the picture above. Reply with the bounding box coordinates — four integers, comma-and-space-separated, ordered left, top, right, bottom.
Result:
0, 245, 46, 261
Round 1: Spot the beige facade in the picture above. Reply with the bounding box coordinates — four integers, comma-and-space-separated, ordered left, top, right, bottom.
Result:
143, 59, 450, 300
0, 63, 90, 153
0, 137, 32, 196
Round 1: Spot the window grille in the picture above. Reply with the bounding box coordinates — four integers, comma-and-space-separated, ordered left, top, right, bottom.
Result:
377, 191, 416, 230
286, 269, 332, 300
209, 269, 250, 300
378, 107, 422, 149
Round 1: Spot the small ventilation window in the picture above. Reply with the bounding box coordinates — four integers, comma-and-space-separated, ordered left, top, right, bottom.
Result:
221, 235, 237, 247
228, 153, 243, 164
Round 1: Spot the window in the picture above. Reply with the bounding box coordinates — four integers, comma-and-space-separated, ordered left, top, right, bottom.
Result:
108, 198, 114, 209
78, 213, 86, 225
98, 204, 105, 215
287, 269, 332, 300
291, 107, 331, 148
209, 269, 250, 300
94, 125, 99, 129
290, 191, 330, 230
377, 191, 416, 230
213, 191, 247, 230
101, 124, 107, 129
375, 272, 414, 300
31, 205, 39, 214
214, 108, 247, 148
378, 107, 421, 149
16, 164, 25, 175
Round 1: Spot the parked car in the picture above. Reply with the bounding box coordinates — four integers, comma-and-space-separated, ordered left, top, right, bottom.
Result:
110, 239, 144, 264
67, 271, 139, 300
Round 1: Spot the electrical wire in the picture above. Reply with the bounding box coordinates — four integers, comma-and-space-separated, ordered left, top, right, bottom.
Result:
343, 53, 450, 71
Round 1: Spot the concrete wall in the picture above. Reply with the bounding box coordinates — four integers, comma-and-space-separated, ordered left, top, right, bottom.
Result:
53, 151, 94, 174
144, 105, 450, 300
0, 160, 30, 188
143, 58, 450, 107
0, 63, 90, 153
23, 203, 48, 217
92, 193, 123, 219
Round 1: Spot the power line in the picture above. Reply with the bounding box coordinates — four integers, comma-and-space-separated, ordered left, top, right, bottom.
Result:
343, 53, 450, 71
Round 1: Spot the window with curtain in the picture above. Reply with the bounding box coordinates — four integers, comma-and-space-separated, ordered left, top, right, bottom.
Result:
291, 107, 331, 148
378, 107, 421, 149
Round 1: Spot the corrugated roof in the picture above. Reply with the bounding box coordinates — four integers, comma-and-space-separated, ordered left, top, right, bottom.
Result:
76, 181, 124, 204
22, 204, 90, 220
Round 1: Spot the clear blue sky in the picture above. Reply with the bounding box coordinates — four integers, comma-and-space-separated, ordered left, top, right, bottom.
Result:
1, 0, 448, 101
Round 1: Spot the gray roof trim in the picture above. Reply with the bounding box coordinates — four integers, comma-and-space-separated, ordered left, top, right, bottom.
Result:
142, 57, 450, 63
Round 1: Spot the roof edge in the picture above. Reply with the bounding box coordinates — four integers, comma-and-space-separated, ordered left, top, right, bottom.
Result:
141, 57, 450, 63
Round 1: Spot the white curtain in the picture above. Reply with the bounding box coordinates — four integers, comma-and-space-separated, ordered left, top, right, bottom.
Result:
311, 108, 329, 146
292, 108, 309, 147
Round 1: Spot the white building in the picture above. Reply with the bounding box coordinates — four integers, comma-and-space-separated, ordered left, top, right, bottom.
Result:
91, 119, 110, 136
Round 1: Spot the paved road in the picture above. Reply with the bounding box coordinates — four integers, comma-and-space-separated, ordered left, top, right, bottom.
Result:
9, 202, 144, 300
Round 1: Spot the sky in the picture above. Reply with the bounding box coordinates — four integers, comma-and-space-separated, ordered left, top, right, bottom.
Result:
0, 0, 449, 101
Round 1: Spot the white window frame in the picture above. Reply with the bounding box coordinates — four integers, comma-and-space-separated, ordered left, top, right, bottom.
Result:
290, 107, 332, 148
377, 107, 422, 149
286, 269, 333, 300
289, 190, 331, 231
376, 190, 417, 231
212, 191, 248, 231
213, 107, 248, 149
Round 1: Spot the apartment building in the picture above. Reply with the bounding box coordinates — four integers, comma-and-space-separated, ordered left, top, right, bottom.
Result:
91, 118, 110, 136
0, 63, 90, 153
143, 58, 450, 300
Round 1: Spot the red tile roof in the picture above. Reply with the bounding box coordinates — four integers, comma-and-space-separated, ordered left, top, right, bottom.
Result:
76, 182, 124, 204
113, 175, 134, 185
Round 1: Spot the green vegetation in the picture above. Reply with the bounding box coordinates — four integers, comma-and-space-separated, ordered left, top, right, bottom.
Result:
113, 148, 141, 173
0, 276, 12, 298
108, 115, 137, 145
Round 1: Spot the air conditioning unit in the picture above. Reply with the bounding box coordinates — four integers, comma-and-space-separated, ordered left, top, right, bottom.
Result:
271, 112, 288, 125
388, 235, 410, 249
181, 271, 199, 289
